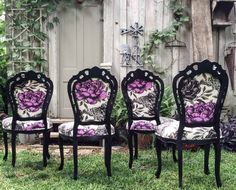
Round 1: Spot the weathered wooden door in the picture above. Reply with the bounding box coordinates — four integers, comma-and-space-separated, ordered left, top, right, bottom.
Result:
58, 1, 103, 118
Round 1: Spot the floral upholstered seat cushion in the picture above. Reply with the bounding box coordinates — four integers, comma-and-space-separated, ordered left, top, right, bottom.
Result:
127, 117, 176, 132
58, 122, 115, 137
127, 120, 157, 131
155, 119, 222, 140
1, 117, 53, 131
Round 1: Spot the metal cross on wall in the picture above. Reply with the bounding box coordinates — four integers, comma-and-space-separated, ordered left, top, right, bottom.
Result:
120, 22, 144, 66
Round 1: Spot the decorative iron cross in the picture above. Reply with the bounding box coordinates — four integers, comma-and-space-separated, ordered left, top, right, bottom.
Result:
120, 22, 144, 66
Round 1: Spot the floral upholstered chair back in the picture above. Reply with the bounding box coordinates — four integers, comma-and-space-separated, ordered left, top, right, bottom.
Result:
122, 69, 164, 120
7, 71, 53, 119
68, 67, 117, 123
173, 60, 228, 126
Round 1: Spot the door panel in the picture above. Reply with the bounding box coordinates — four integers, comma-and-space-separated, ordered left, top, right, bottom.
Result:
59, 2, 103, 118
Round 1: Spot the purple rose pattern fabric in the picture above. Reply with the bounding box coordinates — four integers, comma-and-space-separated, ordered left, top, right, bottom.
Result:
2, 117, 53, 131
18, 91, 46, 112
186, 101, 215, 123
75, 78, 110, 122
128, 120, 156, 131
181, 73, 220, 124
155, 117, 221, 140
14, 80, 47, 118
58, 122, 115, 137
75, 79, 108, 104
127, 79, 157, 118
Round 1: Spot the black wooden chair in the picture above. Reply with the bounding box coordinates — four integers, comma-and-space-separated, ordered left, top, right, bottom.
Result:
58, 67, 118, 179
121, 69, 177, 168
155, 60, 228, 188
1, 70, 53, 167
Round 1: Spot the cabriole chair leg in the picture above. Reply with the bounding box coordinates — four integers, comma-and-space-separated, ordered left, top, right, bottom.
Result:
128, 133, 134, 169
172, 144, 178, 163
73, 139, 78, 180
105, 136, 112, 176
134, 133, 138, 160
155, 138, 162, 178
43, 132, 48, 167
58, 135, 64, 170
214, 141, 222, 187
11, 133, 16, 167
3, 131, 8, 161
178, 143, 183, 189
204, 144, 210, 175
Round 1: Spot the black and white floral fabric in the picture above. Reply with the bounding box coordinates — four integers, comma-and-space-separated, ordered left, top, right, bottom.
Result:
75, 78, 110, 122
127, 79, 157, 118
58, 122, 115, 137
181, 73, 220, 124
2, 117, 52, 131
13, 80, 47, 118
155, 117, 221, 140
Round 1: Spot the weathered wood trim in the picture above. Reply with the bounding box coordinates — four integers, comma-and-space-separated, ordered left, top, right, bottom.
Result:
48, 13, 59, 118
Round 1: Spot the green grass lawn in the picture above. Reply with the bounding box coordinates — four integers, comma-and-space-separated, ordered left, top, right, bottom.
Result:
0, 148, 236, 190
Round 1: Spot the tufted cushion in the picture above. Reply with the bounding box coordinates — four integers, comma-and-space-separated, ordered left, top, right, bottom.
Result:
58, 122, 115, 137
155, 119, 221, 140
2, 117, 53, 131
127, 117, 176, 132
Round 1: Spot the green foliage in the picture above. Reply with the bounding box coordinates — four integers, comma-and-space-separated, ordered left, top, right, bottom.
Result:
112, 88, 175, 128
4, 0, 79, 73
111, 91, 128, 127
0, 149, 236, 189
160, 86, 175, 117
142, 0, 189, 74
0, 0, 7, 112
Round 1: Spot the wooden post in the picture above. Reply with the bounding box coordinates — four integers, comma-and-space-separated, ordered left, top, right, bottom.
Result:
191, 0, 214, 62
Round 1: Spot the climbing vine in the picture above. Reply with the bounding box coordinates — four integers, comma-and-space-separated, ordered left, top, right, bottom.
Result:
4, 0, 97, 74
142, 0, 189, 74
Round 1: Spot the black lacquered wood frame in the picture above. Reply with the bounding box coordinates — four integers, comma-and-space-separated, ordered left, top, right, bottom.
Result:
121, 69, 168, 168
3, 70, 53, 167
58, 66, 118, 179
155, 60, 229, 188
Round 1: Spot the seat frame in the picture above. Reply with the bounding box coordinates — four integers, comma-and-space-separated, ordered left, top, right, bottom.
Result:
155, 60, 228, 188
58, 66, 118, 180
3, 70, 53, 167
